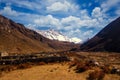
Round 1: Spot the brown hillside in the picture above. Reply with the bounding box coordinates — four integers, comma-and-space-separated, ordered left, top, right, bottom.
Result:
0, 15, 77, 54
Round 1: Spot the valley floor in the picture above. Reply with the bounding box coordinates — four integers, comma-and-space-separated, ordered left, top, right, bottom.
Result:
0, 62, 120, 80
0, 52, 120, 80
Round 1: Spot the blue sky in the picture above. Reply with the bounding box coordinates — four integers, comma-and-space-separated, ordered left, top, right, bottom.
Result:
0, 0, 120, 41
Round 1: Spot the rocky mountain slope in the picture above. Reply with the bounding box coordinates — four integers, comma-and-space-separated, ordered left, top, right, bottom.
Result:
80, 17, 120, 52
0, 15, 78, 54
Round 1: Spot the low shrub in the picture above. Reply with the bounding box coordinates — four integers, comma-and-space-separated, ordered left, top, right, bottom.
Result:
87, 70, 105, 80
100, 65, 120, 75
75, 62, 89, 73
101, 65, 111, 74
69, 60, 94, 73
37, 62, 46, 65
17, 63, 32, 69
0, 65, 16, 72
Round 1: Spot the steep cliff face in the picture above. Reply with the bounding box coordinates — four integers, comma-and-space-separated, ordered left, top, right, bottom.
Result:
80, 17, 120, 52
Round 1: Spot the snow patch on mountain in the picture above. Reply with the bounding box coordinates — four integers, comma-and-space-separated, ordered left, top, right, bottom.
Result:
36, 29, 82, 43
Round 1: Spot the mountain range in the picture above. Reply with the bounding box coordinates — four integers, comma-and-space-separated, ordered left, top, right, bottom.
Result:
36, 29, 82, 44
0, 14, 120, 53
0, 15, 79, 54
80, 17, 120, 52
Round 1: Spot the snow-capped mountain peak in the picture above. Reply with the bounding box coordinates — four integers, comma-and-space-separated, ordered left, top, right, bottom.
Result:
36, 29, 82, 43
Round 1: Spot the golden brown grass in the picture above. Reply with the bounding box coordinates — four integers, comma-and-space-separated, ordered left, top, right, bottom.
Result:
0, 62, 120, 80
0, 63, 88, 80
0, 52, 120, 80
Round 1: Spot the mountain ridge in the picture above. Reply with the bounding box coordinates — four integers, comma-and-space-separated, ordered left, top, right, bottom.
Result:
0, 15, 78, 54
80, 17, 120, 52
36, 29, 82, 43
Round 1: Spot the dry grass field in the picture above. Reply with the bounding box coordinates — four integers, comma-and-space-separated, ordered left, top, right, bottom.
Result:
0, 52, 120, 80
0, 63, 120, 80
0, 63, 87, 80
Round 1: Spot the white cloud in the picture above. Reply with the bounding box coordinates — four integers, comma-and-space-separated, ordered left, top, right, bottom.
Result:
62, 29, 94, 41
61, 16, 80, 23
1, 0, 42, 11
47, 1, 69, 12
63, 29, 81, 39
0, 6, 18, 16
33, 15, 101, 31
77, 30, 94, 41
83, 30, 93, 36
61, 16, 81, 29
34, 15, 61, 29
0, 6, 42, 25
46, 1, 79, 12
101, 0, 120, 13
81, 30, 94, 40
61, 16, 101, 29
92, 7, 102, 18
